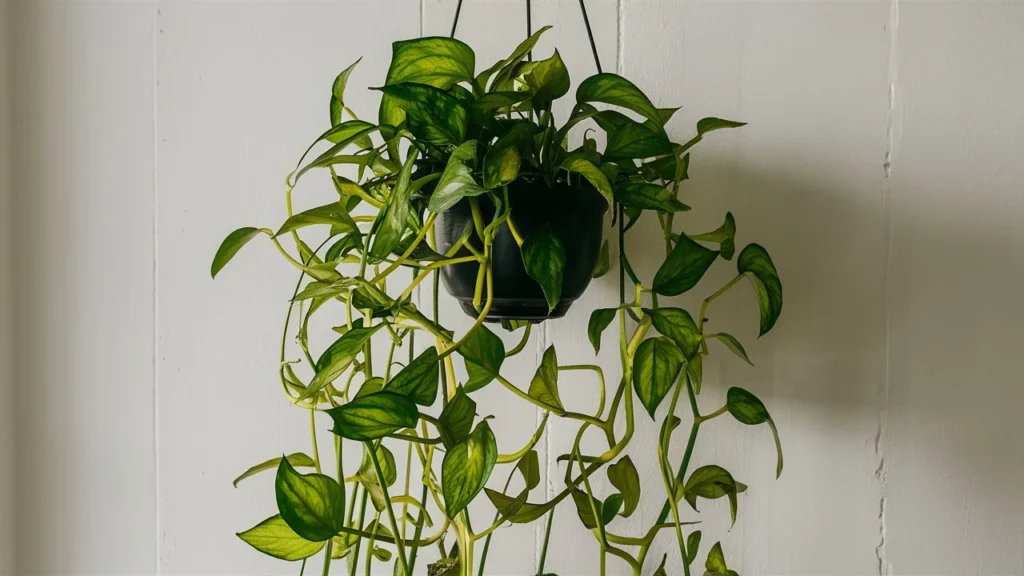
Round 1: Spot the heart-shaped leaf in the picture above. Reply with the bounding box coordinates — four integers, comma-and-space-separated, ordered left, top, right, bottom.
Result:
274, 458, 346, 542
385, 346, 439, 406
438, 387, 477, 448
614, 179, 690, 213
326, 391, 419, 441
379, 37, 475, 126
521, 224, 566, 313
633, 337, 685, 418
607, 456, 641, 518
737, 243, 783, 336
644, 307, 702, 357
429, 140, 488, 213
238, 514, 326, 561
458, 325, 505, 392
442, 421, 498, 517
727, 387, 783, 477
576, 73, 662, 125
587, 308, 617, 354
652, 234, 718, 296
528, 345, 562, 412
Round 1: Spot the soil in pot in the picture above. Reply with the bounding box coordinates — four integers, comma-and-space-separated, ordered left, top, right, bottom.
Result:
433, 177, 608, 322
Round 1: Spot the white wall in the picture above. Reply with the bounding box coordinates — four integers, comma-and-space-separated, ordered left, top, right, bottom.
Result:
5, 1, 1024, 575
0, 1, 14, 574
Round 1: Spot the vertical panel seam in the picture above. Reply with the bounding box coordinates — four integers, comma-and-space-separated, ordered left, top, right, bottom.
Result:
151, 1, 161, 573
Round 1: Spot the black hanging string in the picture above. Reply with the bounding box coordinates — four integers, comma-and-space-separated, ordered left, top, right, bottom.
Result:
450, 0, 464, 38
526, 0, 533, 60
577, 0, 603, 74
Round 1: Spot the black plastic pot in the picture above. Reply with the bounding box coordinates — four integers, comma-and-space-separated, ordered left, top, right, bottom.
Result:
433, 177, 609, 322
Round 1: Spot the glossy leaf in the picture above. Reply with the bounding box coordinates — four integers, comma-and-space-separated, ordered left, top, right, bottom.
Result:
385, 346, 439, 406
368, 148, 419, 260
593, 239, 610, 278
690, 212, 737, 261
604, 120, 673, 162
587, 308, 617, 354
442, 421, 498, 517
728, 387, 783, 477
238, 515, 325, 561
274, 458, 346, 542
304, 321, 384, 399
438, 387, 476, 448
459, 325, 505, 392
576, 73, 662, 125
607, 456, 640, 517
614, 179, 690, 213
484, 489, 556, 524
483, 122, 535, 189
683, 465, 740, 526
379, 37, 475, 126
329, 59, 362, 131
211, 227, 264, 279
738, 243, 783, 336
233, 453, 316, 488
708, 333, 752, 365
644, 307, 702, 357
528, 345, 563, 412
525, 50, 570, 107
652, 234, 719, 296
521, 225, 566, 313
429, 140, 488, 213
697, 117, 747, 135
633, 337, 685, 418
375, 83, 467, 145
561, 155, 614, 208
326, 391, 419, 441
482, 25, 552, 92
276, 201, 359, 237
601, 494, 624, 526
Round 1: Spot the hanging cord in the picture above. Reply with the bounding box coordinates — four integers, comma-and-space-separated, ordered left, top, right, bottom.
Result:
450, 0, 465, 38
526, 0, 533, 60
578, 0, 603, 74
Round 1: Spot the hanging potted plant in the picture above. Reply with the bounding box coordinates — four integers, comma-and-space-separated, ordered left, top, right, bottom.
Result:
212, 12, 785, 576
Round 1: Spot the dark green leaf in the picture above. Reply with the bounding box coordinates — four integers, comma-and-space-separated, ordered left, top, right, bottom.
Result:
697, 117, 747, 135
528, 345, 563, 412
369, 148, 419, 260
238, 515, 326, 561
429, 140, 488, 213
633, 337, 685, 418
521, 225, 566, 313
708, 333, 752, 365
643, 150, 689, 183
458, 325, 505, 392
614, 179, 690, 213
276, 201, 359, 237
483, 122, 535, 189
644, 307, 702, 357
728, 387, 783, 477
525, 50, 570, 107
593, 239, 610, 279
561, 155, 614, 208
588, 308, 616, 355
385, 346, 439, 406
326, 391, 419, 441
484, 489, 557, 524
375, 83, 468, 145
569, 488, 602, 530
607, 456, 640, 518
394, 234, 446, 263
738, 243, 783, 336
683, 465, 740, 526
325, 233, 363, 262
379, 37, 475, 126
438, 387, 476, 448
601, 494, 623, 526
275, 458, 346, 542
475, 91, 532, 111
329, 58, 361, 128
686, 530, 702, 565
652, 234, 719, 296
211, 227, 264, 279
304, 321, 384, 399
517, 450, 541, 491
576, 73, 662, 125
442, 421, 498, 517
234, 453, 316, 488
500, 319, 532, 332
604, 120, 673, 162
652, 554, 668, 576
690, 212, 736, 260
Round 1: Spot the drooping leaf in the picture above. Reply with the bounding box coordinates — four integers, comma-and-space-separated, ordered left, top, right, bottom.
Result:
707, 333, 753, 366
601, 494, 624, 526
587, 308, 617, 354
326, 391, 419, 441
643, 150, 689, 183
528, 345, 563, 412
614, 179, 690, 213
517, 450, 542, 491
652, 554, 668, 576
475, 91, 532, 111
652, 234, 719, 296
525, 50, 570, 108
607, 456, 640, 518
604, 120, 673, 162
438, 387, 476, 448
237, 515, 326, 561
593, 239, 610, 278
379, 37, 475, 126
442, 421, 498, 517
576, 73, 662, 125
644, 307, 702, 357
304, 321, 384, 399
500, 319, 532, 332
369, 147, 419, 260
385, 346, 439, 406
211, 227, 265, 279
697, 117, 747, 135
737, 243, 783, 336
325, 233, 363, 262
690, 212, 737, 260
458, 325, 505, 392
276, 201, 359, 237
561, 155, 614, 208
683, 465, 740, 526
686, 530, 702, 565
686, 353, 703, 395
481, 25, 552, 92
483, 122, 535, 189
569, 487, 601, 530
484, 489, 557, 524
394, 233, 446, 263
727, 387, 783, 477
429, 140, 488, 213
329, 59, 363, 130
374, 83, 468, 145
234, 453, 316, 488
521, 225, 566, 313
354, 442, 397, 488
632, 337, 685, 418
274, 458, 346, 542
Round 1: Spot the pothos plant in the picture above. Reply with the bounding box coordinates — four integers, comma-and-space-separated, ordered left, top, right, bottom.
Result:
213, 26, 783, 576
